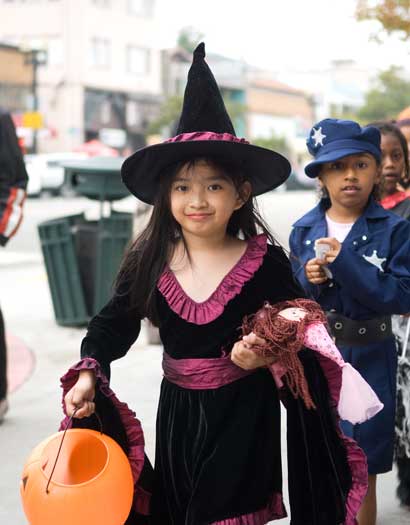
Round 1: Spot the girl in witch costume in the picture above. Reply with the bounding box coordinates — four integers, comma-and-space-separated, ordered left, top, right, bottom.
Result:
290, 118, 410, 525
62, 46, 379, 525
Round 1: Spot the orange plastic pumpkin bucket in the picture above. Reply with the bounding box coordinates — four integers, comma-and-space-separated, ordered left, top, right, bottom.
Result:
20, 427, 134, 525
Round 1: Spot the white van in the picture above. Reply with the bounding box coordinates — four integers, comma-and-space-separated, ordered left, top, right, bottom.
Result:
25, 152, 88, 197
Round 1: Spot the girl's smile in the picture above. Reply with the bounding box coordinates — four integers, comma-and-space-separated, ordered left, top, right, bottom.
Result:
185, 212, 214, 220
170, 160, 247, 239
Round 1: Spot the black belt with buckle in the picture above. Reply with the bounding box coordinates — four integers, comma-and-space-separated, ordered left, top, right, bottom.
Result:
326, 311, 392, 346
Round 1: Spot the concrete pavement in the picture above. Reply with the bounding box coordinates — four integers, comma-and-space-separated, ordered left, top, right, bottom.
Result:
1, 192, 409, 524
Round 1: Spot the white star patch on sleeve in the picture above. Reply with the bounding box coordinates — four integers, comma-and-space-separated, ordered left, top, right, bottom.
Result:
311, 127, 326, 147
362, 250, 386, 272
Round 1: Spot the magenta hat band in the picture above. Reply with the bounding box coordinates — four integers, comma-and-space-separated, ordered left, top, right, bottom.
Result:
164, 131, 250, 145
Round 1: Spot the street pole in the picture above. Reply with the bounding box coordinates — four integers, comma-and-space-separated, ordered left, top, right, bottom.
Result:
24, 48, 46, 154
32, 54, 38, 154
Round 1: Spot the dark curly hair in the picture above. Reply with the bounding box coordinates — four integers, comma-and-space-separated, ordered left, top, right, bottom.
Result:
368, 121, 410, 189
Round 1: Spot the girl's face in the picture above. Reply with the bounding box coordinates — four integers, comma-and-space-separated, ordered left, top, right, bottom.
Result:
170, 160, 249, 240
380, 132, 405, 195
319, 153, 380, 210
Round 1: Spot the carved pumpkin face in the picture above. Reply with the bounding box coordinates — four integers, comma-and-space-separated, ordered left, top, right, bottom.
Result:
20, 429, 133, 525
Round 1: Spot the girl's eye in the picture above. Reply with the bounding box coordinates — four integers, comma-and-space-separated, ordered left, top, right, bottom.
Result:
174, 185, 189, 192
208, 184, 222, 191
392, 152, 403, 162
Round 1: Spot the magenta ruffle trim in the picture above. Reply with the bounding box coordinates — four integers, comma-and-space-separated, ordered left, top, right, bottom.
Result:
315, 353, 368, 525
157, 234, 268, 325
59, 357, 150, 516
210, 492, 286, 524
164, 131, 250, 145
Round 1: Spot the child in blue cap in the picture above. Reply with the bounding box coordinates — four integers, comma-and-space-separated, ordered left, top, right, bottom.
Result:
289, 118, 410, 525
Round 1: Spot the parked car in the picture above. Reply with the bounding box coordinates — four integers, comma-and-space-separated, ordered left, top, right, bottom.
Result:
25, 154, 42, 197
25, 152, 88, 197
285, 170, 317, 191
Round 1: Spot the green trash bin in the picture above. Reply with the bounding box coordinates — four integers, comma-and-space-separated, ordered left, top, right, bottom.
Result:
63, 157, 129, 201
38, 158, 133, 327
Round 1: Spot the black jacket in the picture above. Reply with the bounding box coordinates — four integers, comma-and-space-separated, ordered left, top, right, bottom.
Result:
0, 113, 28, 246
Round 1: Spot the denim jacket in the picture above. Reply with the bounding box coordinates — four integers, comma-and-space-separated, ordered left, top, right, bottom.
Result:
289, 198, 410, 320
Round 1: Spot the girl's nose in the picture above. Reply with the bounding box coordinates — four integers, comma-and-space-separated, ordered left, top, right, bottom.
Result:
344, 168, 357, 180
382, 155, 394, 169
189, 190, 207, 208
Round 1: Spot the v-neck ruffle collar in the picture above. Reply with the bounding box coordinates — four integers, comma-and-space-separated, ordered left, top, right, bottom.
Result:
157, 234, 268, 325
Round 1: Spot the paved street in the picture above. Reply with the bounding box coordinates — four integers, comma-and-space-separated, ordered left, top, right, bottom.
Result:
0, 191, 408, 524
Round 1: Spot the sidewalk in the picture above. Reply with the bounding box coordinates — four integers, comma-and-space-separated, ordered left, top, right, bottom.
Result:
0, 258, 163, 525
1, 234, 409, 523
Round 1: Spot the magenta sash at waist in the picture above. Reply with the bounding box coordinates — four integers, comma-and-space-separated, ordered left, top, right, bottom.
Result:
162, 352, 254, 389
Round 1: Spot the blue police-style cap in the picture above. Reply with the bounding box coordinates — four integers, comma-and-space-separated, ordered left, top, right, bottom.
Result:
305, 118, 381, 178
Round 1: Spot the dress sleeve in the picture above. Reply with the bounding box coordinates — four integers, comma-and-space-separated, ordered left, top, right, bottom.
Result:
80, 284, 142, 379
327, 220, 410, 314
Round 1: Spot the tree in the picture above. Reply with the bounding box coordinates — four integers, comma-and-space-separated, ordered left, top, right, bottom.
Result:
147, 95, 183, 135
148, 95, 246, 137
177, 27, 205, 53
356, 0, 410, 40
357, 66, 410, 122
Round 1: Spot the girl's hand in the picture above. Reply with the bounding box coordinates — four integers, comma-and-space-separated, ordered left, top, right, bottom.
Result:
64, 369, 96, 419
231, 332, 274, 370
305, 257, 328, 284
315, 237, 341, 264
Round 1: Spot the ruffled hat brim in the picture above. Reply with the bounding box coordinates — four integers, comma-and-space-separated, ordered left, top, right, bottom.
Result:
121, 136, 291, 204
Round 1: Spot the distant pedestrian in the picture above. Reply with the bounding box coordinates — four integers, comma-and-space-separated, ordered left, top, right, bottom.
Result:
0, 112, 28, 423
371, 121, 410, 510
290, 118, 410, 525
61, 46, 370, 525
372, 121, 410, 218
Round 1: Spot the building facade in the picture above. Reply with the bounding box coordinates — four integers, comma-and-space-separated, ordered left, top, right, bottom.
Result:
279, 60, 375, 121
246, 75, 315, 169
0, 43, 33, 115
162, 47, 247, 137
0, 0, 162, 152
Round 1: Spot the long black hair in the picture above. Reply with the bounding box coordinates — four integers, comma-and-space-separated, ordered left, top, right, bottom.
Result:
115, 156, 278, 325
369, 121, 410, 189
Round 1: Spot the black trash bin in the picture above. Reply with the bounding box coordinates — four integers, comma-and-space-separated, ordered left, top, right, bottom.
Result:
38, 158, 133, 326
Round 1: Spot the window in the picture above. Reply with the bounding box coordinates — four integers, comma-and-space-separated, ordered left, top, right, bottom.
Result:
128, 0, 153, 16
126, 46, 149, 75
90, 38, 110, 68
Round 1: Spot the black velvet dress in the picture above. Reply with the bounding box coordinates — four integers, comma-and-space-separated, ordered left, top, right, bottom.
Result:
79, 236, 361, 525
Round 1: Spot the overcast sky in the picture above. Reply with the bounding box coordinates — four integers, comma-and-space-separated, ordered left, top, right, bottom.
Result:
155, 0, 408, 73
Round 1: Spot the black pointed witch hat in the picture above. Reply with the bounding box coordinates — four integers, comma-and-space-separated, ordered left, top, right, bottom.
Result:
121, 43, 291, 204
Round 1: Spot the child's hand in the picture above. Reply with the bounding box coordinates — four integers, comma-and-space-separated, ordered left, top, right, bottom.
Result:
315, 237, 341, 264
305, 257, 328, 284
64, 369, 96, 418
231, 332, 273, 370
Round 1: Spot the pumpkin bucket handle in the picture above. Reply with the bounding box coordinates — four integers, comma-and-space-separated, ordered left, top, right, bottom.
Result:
46, 409, 103, 494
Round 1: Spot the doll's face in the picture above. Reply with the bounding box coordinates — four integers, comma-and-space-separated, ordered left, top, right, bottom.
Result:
278, 307, 306, 321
